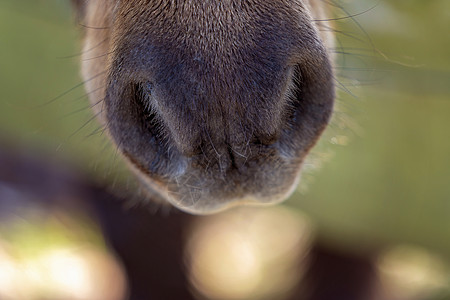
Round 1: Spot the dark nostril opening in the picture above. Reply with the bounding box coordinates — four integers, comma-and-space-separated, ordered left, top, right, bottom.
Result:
105, 77, 191, 178
128, 82, 202, 158
132, 82, 167, 144
284, 65, 304, 128
278, 55, 335, 157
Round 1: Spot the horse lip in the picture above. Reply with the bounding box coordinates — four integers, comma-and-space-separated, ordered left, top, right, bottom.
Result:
168, 194, 287, 215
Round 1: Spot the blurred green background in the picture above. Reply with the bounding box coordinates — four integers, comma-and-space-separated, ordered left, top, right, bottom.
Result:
0, 0, 449, 262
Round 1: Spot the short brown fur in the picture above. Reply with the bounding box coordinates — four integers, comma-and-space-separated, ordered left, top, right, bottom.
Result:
72, 0, 335, 214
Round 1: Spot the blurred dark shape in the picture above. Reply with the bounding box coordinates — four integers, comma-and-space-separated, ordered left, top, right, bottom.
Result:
0, 143, 195, 300
90, 192, 195, 300
299, 244, 378, 300
0, 144, 89, 216
0, 142, 380, 300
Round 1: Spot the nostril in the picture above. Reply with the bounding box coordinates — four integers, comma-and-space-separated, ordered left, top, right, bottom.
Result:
132, 82, 167, 144
277, 56, 335, 157
105, 77, 190, 178
131, 82, 203, 158
285, 66, 304, 127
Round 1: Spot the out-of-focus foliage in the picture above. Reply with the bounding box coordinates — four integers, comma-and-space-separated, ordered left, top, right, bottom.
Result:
0, 0, 121, 178
290, 0, 450, 261
0, 0, 449, 267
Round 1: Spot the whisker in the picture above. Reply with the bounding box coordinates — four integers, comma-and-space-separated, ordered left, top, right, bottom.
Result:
328, 0, 382, 62
314, 1, 380, 22
107, 137, 125, 178
78, 23, 110, 30
333, 51, 377, 59
57, 38, 108, 59
320, 25, 368, 45
82, 51, 115, 61
85, 123, 108, 139
61, 97, 105, 119
68, 110, 103, 139
333, 76, 357, 98
33, 71, 106, 108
